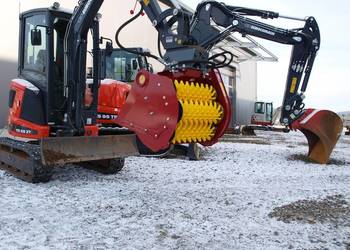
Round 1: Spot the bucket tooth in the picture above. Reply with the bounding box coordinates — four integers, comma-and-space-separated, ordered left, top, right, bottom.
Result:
291, 109, 343, 164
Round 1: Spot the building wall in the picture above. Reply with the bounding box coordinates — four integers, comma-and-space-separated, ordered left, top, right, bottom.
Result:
236, 60, 257, 125
219, 61, 258, 126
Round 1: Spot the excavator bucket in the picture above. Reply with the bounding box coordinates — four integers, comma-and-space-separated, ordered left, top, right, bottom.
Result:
290, 109, 343, 164
115, 69, 231, 152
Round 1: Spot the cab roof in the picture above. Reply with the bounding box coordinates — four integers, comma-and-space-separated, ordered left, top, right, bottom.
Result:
20, 5, 73, 18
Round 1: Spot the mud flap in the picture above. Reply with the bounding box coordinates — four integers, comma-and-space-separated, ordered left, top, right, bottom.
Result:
40, 134, 139, 165
291, 109, 343, 164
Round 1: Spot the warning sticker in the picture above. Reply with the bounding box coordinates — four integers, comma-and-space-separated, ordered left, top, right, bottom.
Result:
290, 77, 298, 93
143, 0, 150, 5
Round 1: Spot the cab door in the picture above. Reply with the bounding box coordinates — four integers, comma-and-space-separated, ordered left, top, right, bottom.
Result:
19, 11, 49, 94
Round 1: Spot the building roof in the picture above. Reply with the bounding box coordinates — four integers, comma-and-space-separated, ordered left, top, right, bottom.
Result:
158, 0, 278, 64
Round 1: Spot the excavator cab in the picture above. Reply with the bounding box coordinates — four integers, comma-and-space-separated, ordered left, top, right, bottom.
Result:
105, 47, 153, 83
10, 4, 114, 138
251, 102, 274, 126
9, 7, 76, 138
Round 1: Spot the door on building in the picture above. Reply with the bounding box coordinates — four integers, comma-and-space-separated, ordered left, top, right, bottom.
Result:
220, 68, 236, 128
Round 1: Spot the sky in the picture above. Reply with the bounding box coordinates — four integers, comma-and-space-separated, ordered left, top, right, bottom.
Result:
0, 0, 348, 113
184, 0, 350, 112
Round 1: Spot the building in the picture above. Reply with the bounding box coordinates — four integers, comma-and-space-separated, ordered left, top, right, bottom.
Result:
0, 0, 277, 127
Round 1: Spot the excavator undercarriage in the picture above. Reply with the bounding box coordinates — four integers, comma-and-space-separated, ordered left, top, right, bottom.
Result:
0, 133, 138, 182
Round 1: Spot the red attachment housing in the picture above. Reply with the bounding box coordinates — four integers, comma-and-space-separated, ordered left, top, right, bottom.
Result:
114, 70, 179, 151
115, 69, 232, 151
159, 68, 231, 146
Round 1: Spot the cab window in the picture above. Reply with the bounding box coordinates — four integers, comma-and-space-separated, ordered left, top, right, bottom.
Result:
106, 50, 142, 83
255, 102, 265, 114
23, 14, 47, 74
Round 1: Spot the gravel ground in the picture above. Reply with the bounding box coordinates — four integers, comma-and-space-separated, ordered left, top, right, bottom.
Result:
0, 131, 349, 249
269, 194, 350, 225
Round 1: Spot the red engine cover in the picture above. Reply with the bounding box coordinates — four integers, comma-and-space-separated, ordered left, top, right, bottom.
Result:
97, 79, 130, 124
8, 79, 49, 139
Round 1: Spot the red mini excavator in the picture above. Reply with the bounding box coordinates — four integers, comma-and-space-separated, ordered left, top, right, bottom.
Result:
0, 0, 343, 183
0, 1, 140, 182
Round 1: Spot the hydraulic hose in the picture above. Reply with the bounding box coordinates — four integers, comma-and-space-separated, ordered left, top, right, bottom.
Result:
115, 4, 164, 64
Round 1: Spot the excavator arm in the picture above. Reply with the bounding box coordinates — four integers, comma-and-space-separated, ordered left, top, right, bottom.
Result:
188, 1, 320, 126
64, 0, 104, 135
140, 0, 320, 125
116, 0, 342, 164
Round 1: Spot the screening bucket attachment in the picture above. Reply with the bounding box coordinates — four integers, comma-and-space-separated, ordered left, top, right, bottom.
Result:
115, 69, 231, 152
290, 109, 343, 164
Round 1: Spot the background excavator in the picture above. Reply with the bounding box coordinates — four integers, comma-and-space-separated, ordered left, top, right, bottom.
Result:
0, 0, 343, 183
238, 103, 288, 135
94, 46, 156, 126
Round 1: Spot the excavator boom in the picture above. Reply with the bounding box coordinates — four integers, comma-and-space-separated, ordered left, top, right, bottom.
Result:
116, 0, 342, 163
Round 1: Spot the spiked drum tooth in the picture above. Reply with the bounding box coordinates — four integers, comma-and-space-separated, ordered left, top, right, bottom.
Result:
174, 80, 217, 101
172, 80, 223, 144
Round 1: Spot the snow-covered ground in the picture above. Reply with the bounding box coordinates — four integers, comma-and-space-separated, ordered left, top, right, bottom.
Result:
0, 131, 349, 249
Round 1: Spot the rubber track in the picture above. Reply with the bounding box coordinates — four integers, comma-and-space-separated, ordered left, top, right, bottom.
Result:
0, 137, 53, 183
